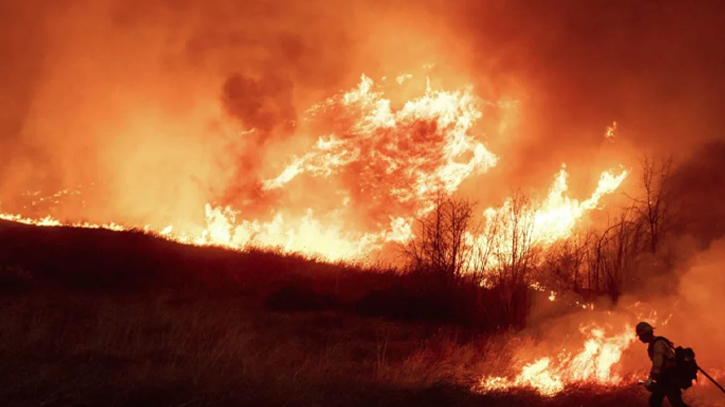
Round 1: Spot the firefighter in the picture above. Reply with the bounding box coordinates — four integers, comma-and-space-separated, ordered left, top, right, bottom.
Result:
636, 321, 690, 407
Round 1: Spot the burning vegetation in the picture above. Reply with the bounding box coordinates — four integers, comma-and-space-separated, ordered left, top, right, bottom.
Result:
1, 0, 725, 406
0, 74, 628, 264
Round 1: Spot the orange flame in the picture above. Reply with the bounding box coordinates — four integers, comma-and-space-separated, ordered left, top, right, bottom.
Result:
0, 74, 626, 265
264, 74, 498, 206
533, 165, 628, 245
475, 323, 635, 396
467, 165, 628, 275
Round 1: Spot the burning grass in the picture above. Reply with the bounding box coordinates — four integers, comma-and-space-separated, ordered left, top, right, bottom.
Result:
0, 293, 652, 407
0, 73, 628, 267
1, 222, 723, 406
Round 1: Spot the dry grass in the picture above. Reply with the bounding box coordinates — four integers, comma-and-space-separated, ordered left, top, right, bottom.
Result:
0, 293, 654, 407
0, 220, 537, 331
0, 222, 660, 406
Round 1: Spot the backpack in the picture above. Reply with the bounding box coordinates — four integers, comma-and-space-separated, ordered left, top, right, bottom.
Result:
651, 337, 699, 390
673, 345, 699, 390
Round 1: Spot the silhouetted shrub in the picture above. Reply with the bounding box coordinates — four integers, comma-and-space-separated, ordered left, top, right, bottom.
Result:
353, 272, 531, 331
0, 221, 530, 330
265, 276, 341, 311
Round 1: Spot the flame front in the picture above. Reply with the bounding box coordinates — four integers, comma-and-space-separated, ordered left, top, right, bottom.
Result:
476, 324, 636, 396
0, 71, 644, 398
533, 166, 628, 245
0, 73, 626, 265
263, 74, 498, 211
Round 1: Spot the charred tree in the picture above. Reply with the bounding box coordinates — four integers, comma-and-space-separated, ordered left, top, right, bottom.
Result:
633, 156, 673, 254
402, 194, 475, 281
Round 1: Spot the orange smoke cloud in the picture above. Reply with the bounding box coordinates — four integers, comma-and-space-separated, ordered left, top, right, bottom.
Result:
1, 70, 628, 263
0, 0, 478, 226
2, 3, 724, 401
3, 0, 724, 232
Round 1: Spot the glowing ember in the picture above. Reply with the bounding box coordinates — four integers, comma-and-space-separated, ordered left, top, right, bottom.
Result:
605, 121, 617, 142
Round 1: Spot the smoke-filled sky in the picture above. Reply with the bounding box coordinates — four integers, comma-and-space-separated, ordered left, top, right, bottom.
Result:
3, 1, 725, 393
1, 0, 725, 236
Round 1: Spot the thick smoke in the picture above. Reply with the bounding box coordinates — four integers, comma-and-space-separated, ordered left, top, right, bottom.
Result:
450, 0, 725, 202
0, 0, 466, 228
0, 0, 359, 226
669, 143, 725, 246
221, 73, 295, 134
1, 0, 725, 233
2, 1, 724, 396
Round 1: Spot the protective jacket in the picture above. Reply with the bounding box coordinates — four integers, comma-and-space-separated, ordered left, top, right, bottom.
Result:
648, 336, 677, 379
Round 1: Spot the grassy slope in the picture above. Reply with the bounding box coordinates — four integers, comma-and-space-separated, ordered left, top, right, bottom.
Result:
0, 294, 650, 407
0, 221, 661, 406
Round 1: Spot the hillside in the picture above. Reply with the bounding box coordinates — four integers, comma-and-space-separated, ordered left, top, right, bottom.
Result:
0, 221, 661, 407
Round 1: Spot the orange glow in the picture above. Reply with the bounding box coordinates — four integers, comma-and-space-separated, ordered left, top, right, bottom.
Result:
263, 74, 498, 206
473, 308, 693, 397
475, 323, 635, 396
533, 166, 628, 245
0, 211, 126, 232
0, 74, 626, 265
468, 165, 628, 274
605, 121, 617, 142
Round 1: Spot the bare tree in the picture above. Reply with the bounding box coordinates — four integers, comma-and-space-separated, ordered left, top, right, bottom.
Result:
402, 194, 476, 280
487, 191, 540, 286
478, 191, 541, 327
468, 209, 500, 282
601, 208, 641, 301
541, 231, 590, 293
578, 204, 648, 301
631, 155, 673, 253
